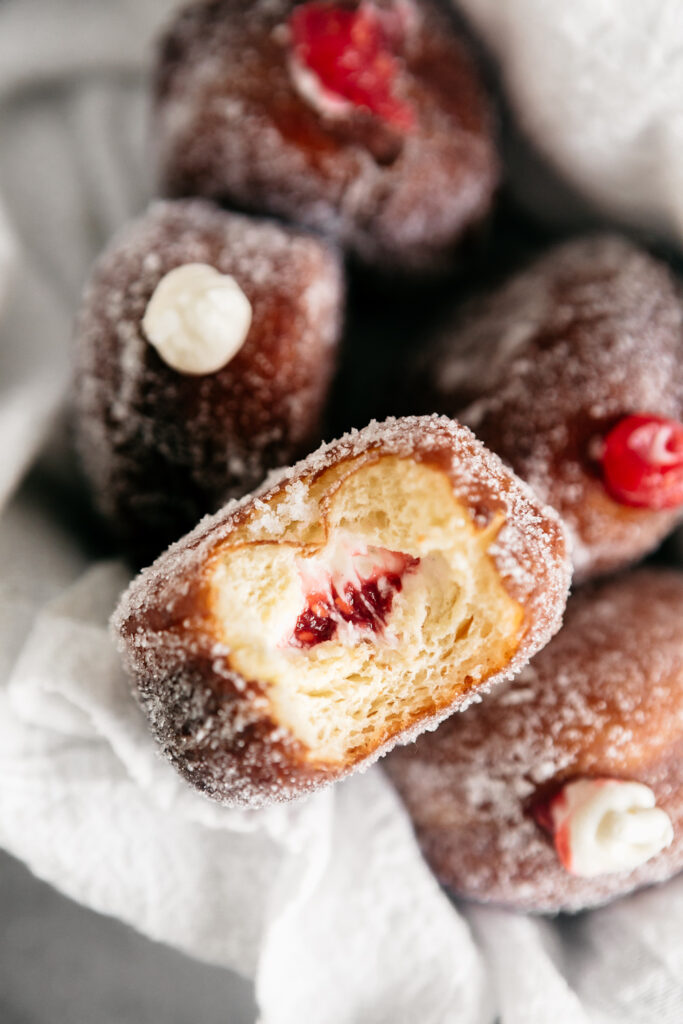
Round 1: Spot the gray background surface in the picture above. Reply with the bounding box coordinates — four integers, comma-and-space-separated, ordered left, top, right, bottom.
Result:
0, 850, 257, 1024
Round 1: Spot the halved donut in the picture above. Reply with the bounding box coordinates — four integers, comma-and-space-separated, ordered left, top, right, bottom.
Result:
114, 416, 570, 806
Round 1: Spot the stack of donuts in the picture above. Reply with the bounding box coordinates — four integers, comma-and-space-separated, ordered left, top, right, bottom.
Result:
72, 0, 683, 913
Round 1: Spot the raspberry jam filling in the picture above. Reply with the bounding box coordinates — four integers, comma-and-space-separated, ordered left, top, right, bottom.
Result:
531, 787, 572, 869
288, 1, 416, 130
289, 535, 419, 648
600, 413, 683, 509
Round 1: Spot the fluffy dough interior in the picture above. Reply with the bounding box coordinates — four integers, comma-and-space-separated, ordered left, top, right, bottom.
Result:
209, 456, 523, 764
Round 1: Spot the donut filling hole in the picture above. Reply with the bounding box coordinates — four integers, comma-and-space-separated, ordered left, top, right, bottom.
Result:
289, 537, 420, 648
209, 456, 524, 765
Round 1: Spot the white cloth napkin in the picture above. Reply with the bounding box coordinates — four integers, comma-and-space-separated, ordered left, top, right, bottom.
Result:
454, 0, 683, 246
0, 555, 489, 1023
1, 1, 683, 1022
0, 200, 62, 507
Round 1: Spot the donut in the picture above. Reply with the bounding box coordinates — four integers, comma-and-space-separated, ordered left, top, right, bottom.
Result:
73, 199, 343, 562
424, 235, 683, 581
386, 569, 683, 913
113, 415, 570, 808
152, 0, 499, 272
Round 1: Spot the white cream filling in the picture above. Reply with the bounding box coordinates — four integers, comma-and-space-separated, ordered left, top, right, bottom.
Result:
551, 778, 674, 878
142, 263, 252, 375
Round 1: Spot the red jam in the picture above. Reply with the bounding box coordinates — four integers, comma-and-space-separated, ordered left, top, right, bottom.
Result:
293, 595, 339, 647
291, 544, 419, 648
288, 1, 416, 130
600, 413, 683, 509
530, 788, 571, 869
530, 791, 558, 837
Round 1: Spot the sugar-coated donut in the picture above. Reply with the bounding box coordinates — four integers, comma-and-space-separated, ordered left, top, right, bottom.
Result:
386, 569, 683, 912
152, 0, 499, 272
74, 199, 343, 562
425, 235, 683, 581
113, 415, 570, 808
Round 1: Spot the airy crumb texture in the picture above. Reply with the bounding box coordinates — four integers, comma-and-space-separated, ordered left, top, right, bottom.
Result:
73, 199, 343, 562
152, 0, 499, 271
427, 235, 683, 580
209, 456, 523, 764
113, 415, 570, 808
386, 569, 683, 913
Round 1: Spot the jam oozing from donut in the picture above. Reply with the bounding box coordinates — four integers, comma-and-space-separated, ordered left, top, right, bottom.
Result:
531, 786, 572, 868
600, 414, 683, 509
291, 537, 419, 648
288, 1, 416, 130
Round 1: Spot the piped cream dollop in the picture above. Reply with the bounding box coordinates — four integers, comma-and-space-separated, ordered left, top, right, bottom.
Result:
142, 263, 252, 375
548, 778, 674, 878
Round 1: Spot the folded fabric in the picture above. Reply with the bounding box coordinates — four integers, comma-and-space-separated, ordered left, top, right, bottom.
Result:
0, 558, 489, 1024
0, 199, 13, 309
455, 0, 683, 247
0, 202, 60, 511
0, 0, 160, 514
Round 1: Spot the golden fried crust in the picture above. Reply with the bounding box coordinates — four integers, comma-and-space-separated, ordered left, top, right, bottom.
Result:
386, 569, 683, 912
152, 0, 499, 271
73, 199, 343, 562
113, 415, 570, 808
427, 235, 683, 580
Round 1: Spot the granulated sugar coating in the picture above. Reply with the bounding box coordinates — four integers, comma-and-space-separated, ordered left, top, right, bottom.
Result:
429, 235, 683, 580
152, 0, 499, 271
386, 568, 683, 913
74, 199, 343, 562
113, 415, 571, 808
